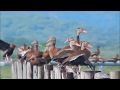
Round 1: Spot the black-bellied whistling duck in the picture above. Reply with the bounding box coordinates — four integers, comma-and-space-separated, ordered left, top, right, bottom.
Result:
98, 56, 105, 62
76, 27, 87, 44
0, 39, 17, 63
42, 46, 51, 64
89, 56, 99, 62
110, 54, 119, 62
52, 37, 81, 63
17, 43, 29, 60
46, 36, 61, 59
62, 41, 93, 70
91, 46, 100, 57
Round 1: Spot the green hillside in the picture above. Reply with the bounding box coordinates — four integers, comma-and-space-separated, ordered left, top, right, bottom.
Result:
0, 12, 119, 60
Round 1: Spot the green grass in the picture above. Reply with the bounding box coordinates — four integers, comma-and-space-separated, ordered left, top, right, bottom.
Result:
81, 66, 120, 74
0, 65, 120, 79
0, 66, 12, 79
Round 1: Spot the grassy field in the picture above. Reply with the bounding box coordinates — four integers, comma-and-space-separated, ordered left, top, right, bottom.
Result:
0, 65, 120, 79
0, 66, 12, 79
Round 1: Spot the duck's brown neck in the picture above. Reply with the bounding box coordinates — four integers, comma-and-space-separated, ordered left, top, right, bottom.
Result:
32, 46, 38, 51
49, 43, 56, 50
76, 35, 80, 44
69, 41, 76, 50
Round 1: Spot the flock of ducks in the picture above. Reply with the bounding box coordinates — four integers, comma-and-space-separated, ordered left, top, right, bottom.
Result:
1, 27, 120, 68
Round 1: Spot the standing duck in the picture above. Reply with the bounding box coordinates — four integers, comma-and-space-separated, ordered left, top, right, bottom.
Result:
46, 36, 61, 59
76, 27, 87, 44
91, 46, 100, 57
52, 37, 81, 63
62, 41, 93, 70
42, 46, 51, 64
109, 54, 119, 62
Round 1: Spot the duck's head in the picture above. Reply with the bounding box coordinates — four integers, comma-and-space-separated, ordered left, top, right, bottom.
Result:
31, 40, 38, 45
77, 27, 87, 36
64, 37, 74, 43
47, 36, 56, 43
81, 41, 93, 50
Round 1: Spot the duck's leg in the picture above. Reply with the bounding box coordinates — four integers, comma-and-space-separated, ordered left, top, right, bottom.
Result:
5, 54, 9, 62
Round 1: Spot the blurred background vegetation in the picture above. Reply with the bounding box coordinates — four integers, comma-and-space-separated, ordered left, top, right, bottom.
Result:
0, 11, 119, 60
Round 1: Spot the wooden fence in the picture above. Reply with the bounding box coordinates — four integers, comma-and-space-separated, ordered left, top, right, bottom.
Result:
11, 61, 120, 79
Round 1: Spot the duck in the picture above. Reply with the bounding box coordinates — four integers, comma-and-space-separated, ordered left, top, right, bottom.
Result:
46, 36, 61, 59
91, 46, 100, 57
0, 39, 17, 63
61, 41, 93, 70
42, 46, 51, 64
89, 56, 99, 62
110, 54, 119, 62
52, 37, 81, 63
76, 27, 87, 44
98, 56, 105, 62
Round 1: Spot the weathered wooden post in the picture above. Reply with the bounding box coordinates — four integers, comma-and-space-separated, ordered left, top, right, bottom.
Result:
80, 71, 94, 79
47, 65, 53, 79
11, 61, 17, 79
51, 70, 55, 79
76, 72, 81, 79
23, 61, 27, 79
81, 71, 101, 79
44, 64, 53, 79
33, 65, 38, 79
27, 62, 32, 79
61, 67, 66, 79
110, 71, 120, 79
66, 72, 74, 79
38, 65, 44, 79
54, 66, 61, 79
17, 60, 23, 79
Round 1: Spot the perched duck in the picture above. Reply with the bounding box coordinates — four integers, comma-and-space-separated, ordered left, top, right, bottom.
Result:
98, 56, 105, 62
76, 27, 87, 44
62, 41, 93, 70
89, 56, 99, 62
52, 37, 80, 63
46, 36, 61, 59
42, 46, 51, 64
91, 46, 100, 57
110, 54, 119, 62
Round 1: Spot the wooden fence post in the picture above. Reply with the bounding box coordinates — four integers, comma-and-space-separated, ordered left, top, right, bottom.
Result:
11, 61, 17, 79
81, 71, 94, 79
33, 65, 38, 79
27, 62, 32, 79
47, 65, 53, 79
110, 71, 120, 79
44, 65, 49, 79
38, 65, 44, 79
23, 61, 27, 79
66, 72, 74, 79
54, 66, 61, 79
17, 60, 23, 79
51, 70, 55, 79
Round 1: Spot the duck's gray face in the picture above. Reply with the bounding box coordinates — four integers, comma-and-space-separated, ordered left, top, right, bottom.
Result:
81, 41, 93, 49
31, 40, 38, 45
77, 28, 87, 35
46, 40, 56, 47
47, 36, 56, 43
64, 37, 74, 43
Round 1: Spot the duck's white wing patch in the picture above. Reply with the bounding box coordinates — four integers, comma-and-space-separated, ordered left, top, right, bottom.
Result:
20, 51, 27, 56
